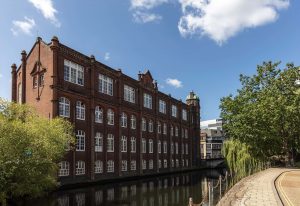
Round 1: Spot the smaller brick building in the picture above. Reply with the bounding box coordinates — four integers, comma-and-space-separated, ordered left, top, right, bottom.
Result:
11, 36, 201, 185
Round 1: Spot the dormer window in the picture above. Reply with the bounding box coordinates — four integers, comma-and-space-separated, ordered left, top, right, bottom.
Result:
64, 59, 84, 86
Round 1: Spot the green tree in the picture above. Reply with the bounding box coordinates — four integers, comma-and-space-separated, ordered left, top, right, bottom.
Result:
0, 99, 74, 205
220, 62, 300, 172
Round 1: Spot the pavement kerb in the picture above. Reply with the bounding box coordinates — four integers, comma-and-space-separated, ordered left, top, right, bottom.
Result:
272, 169, 287, 206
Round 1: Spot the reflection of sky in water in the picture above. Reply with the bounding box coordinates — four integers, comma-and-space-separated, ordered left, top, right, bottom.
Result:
22, 169, 229, 206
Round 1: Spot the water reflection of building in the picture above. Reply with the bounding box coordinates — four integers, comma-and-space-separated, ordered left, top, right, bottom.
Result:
11, 36, 201, 185
200, 119, 225, 159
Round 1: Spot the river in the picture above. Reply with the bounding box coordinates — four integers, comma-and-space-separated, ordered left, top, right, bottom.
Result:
12, 169, 230, 206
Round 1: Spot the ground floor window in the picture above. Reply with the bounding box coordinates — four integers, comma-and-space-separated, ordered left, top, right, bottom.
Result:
142, 160, 147, 170
95, 160, 103, 174
107, 160, 114, 173
131, 160, 136, 171
76, 161, 85, 175
58, 161, 69, 176
149, 159, 153, 169
122, 160, 127, 171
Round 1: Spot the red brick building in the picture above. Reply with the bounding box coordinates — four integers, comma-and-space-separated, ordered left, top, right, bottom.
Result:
11, 36, 201, 185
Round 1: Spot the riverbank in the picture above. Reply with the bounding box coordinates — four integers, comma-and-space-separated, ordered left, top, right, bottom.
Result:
217, 168, 295, 206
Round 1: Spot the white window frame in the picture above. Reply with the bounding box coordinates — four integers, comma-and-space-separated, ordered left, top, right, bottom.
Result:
76, 130, 85, 151
107, 134, 114, 152
143, 93, 152, 109
131, 115, 136, 129
163, 141, 167, 154
121, 112, 127, 128
121, 136, 127, 152
75, 161, 85, 175
59, 97, 70, 118
64, 59, 84, 86
107, 160, 114, 173
142, 118, 147, 131
99, 74, 113, 96
107, 109, 114, 125
76, 101, 85, 120
124, 85, 135, 103
58, 161, 69, 176
95, 132, 103, 152
131, 137, 136, 153
95, 160, 103, 174
148, 120, 153, 132
157, 122, 161, 134
163, 123, 167, 135
95, 106, 103, 123
158, 140, 161, 154
121, 160, 127, 171
149, 139, 153, 153
182, 109, 187, 121
149, 159, 153, 169
142, 138, 146, 153
175, 127, 179, 137
159, 100, 166, 114
131, 160, 136, 171
164, 159, 167, 168
171, 105, 177, 117
142, 160, 147, 170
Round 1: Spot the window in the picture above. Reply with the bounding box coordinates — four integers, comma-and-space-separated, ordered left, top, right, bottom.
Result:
95, 106, 103, 123
131, 115, 136, 129
107, 160, 114, 173
76, 130, 85, 151
175, 142, 178, 154
76, 161, 85, 175
163, 141, 167, 154
143, 93, 152, 109
157, 122, 161, 134
163, 123, 167, 135
107, 109, 114, 125
182, 159, 185, 167
59, 97, 70, 118
149, 159, 153, 169
171, 142, 174, 154
158, 160, 162, 169
182, 109, 187, 121
124, 85, 135, 103
18, 83, 22, 104
95, 160, 103, 174
58, 161, 69, 176
64, 59, 84, 86
107, 134, 114, 152
186, 159, 189, 167
171, 159, 174, 168
142, 138, 146, 153
149, 139, 153, 153
121, 136, 127, 152
175, 127, 179, 137
121, 160, 127, 171
131, 137, 136, 153
131, 160, 136, 170
186, 144, 188, 155
33, 76, 37, 88
158, 140, 161, 154
185, 129, 188, 139
95, 132, 103, 152
171, 105, 177, 117
164, 159, 167, 168
176, 159, 179, 168
76, 101, 85, 120
149, 120, 153, 132
170, 126, 173, 137
159, 100, 166, 114
39, 73, 45, 86
142, 118, 147, 131
121, 112, 127, 128
142, 160, 147, 170
99, 74, 113, 96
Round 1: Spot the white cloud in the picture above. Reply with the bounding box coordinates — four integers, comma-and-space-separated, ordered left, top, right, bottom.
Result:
130, 0, 168, 23
11, 17, 36, 36
133, 11, 162, 23
178, 0, 289, 45
28, 0, 60, 27
0, 74, 3, 78
104, 52, 110, 61
166, 78, 183, 88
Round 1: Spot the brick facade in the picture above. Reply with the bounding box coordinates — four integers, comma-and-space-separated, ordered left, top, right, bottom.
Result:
11, 36, 201, 185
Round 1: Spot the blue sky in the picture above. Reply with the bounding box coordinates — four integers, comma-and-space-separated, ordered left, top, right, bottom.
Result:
0, 0, 299, 120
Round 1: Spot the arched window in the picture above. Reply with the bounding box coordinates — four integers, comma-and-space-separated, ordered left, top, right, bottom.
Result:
76, 101, 85, 120
170, 125, 174, 136
131, 137, 136, 153
131, 115, 136, 129
75, 161, 85, 175
95, 160, 103, 174
142, 118, 147, 131
157, 122, 161, 134
95, 106, 103, 123
107, 160, 114, 173
107, 134, 114, 152
76, 130, 85, 151
121, 136, 127, 152
149, 139, 153, 153
59, 97, 70, 118
148, 120, 153, 132
121, 112, 127, 128
58, 161, 69, 176
107, 109, 114, 125
163, 123, 167, 135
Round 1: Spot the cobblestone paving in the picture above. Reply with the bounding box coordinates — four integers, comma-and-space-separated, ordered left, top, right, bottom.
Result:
217, 168, 291, 206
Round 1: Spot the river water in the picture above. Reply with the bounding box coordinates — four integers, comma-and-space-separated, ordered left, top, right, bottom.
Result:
15, 169, 230, 206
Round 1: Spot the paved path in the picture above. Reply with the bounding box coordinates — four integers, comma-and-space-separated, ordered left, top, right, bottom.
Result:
217, 168, 291, 206
276, 170, 300, 206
